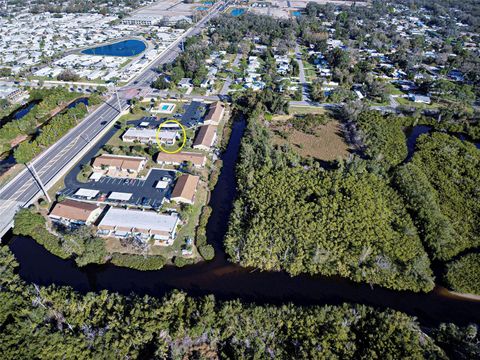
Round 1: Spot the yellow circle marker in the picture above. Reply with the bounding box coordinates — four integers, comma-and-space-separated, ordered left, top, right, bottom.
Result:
156, 119, 186, 154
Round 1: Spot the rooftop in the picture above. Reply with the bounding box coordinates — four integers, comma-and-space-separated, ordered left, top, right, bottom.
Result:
98, 207, 179, 233
171, 174, 199, 203
193, 125, 217, 149
155, 151, 206, 167
49, 199, 99, 222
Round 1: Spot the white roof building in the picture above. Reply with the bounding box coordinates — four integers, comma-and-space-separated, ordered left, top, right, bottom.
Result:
74, 188, 99, 199
108, 192, 133, 201
122, 128, 178, 145
97, 208, 180, 243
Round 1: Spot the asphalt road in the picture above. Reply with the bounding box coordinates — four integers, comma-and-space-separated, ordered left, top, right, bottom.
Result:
0, 2, 228, 237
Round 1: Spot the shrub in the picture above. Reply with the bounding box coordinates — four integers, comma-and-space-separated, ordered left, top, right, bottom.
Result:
111, 253, 166, 271
196, 233, 207, 247
445, 253, 480, 295
38, 198, 48, 208
13, 209, 71, 259
174, 256, 194, 268
199, 244, 215, 261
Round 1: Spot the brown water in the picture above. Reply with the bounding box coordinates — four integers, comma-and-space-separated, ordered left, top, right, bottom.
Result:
8, 120, 480, 327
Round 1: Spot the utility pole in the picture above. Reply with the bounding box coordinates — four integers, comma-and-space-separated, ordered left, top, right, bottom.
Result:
114, 85, 122, 113
27, 162, 51, 203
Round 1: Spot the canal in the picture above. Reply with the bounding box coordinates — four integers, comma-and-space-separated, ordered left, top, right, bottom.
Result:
7, 119, 480, 327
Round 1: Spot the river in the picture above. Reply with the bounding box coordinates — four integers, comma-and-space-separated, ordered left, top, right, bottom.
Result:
7, 120, 480, 327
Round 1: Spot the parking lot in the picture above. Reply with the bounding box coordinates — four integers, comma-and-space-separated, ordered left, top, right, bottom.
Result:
129, 101, 206, 129
181, 101, 206, 128
61, 169, 177, 210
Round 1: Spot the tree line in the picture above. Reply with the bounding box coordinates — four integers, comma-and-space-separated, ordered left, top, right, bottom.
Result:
0, 245, 478, 359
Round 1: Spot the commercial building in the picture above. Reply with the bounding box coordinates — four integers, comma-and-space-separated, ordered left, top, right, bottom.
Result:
49, 199, 102, 225
170, 174, 199, 205
192, 125, 217, 151
203, 101, 225, 125
122, 128, 178, 145
92, 154, 147, 175
97, 207, 180, 244
121, 15, 163, 26
155, 151, 206, 168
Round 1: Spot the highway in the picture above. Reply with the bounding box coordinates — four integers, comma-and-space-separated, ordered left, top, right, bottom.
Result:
0, 1, 228, 238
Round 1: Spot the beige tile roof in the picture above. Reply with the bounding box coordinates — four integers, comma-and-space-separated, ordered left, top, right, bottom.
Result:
192, 125, 217, 148
49, 199, 98, 222
204, 101, 225, 123
171, 174, 199, 203
92, 154, 146, 172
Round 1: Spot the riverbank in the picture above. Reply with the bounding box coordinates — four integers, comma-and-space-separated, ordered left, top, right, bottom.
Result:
5, 116, 480, 327
3, 241, 474, 359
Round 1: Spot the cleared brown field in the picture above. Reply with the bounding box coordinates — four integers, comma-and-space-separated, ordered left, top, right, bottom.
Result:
271, 116, 350, 161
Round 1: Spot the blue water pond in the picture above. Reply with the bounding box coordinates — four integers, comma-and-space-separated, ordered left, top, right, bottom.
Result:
82, 39, 146, 57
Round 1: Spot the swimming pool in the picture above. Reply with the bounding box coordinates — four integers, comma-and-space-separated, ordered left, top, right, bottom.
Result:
230, 8, 245, 16
197, 6, 209, 11
82, 39, 146, 57
292, 11, 302, 17
154, 103, 176, 114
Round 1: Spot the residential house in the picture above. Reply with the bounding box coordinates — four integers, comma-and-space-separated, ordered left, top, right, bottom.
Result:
203, 101, 225, 125
97, 207, 180, 244
0, 85, 28, 103
170, 174, 199, 205
92, 154, 146, 176
192, 125, 217, 151
49, 199, 102, 226
178, 77, 193, 89
409, 93, 431, 104
155, 151, 207, 168
122, 128, 178, 145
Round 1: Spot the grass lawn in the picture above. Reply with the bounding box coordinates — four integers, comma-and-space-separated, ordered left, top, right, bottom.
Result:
175, 183, 207, 243
104, 234, 182, 259
117, 111, 150, 124
47, 170, 68, 202
191, 87, 207, 96
396, 97, 439, 110
368, 99, 390, 107
385, 83, 404, 96
270, 114, 351, 161
289, 105, 326, 115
